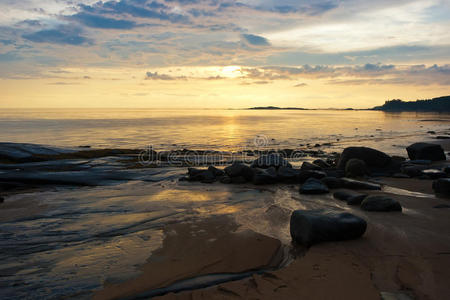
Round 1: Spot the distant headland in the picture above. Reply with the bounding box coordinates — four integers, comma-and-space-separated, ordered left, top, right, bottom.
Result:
247, 95, 450, 112
372, 95, 450, 112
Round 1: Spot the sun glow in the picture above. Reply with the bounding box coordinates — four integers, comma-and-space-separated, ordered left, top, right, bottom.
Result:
221, 66, 242, 78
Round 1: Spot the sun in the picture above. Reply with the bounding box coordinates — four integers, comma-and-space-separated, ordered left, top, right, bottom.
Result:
221, 66, 242, 78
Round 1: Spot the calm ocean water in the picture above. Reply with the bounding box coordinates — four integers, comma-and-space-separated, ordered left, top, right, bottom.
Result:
1, 109, 450, 156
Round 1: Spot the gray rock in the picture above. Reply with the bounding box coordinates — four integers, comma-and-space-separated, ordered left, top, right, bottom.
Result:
333, 190, 366, 203
345, 158, 367, 177
406, 143, 446, 161
290, 209, 367, 246
301, 162, 322, 171
0, 196, 4, 203
361, 195, 402, 212
250, 153, 292, 169
401, 165, 427, 177
346, 194, 367, 206
187, 168, 216, 183
337, 147, 391, 169
434, 204, 450, 208
208, 166, 224, 177
432, 178, 450, 196
220, 176, 232, 184
299, 178, 329, 194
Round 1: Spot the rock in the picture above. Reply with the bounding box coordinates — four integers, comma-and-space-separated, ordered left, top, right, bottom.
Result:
290, 209, 367, 246
224, 162, 254, 181
434, 204, 450, 208
187, 168, 216, 183
436, 136, 450, 139
361, 195, 402, 212
443, 166, 450, 175
341, 178, 381, 190
250, 153, 292, 169
408, 159, 432, 165
432, 178, 450, 196
422, 169, 447, 179
337, 147, 391, 169
321, 177, 344, 189
401, 165, 427, 177
277, 166, 301, 182
208, 166, 224, 177
298, 170, 327, 183
253, 167, 278, 185
299, 178, 329, 194
392, 173, 410, 178
0, 196, 4, 203
301, 161, 322, 171
313, 159, 331, 169
406, 143, 446, 161
231, 176, 247, 184
220, 176, 232, 184
333, 190, 364, 201
427, 131, 436, 134
346, 194, 367, 205
345, 158, 367, 177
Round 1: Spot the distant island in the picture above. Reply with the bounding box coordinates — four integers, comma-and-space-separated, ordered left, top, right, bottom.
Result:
248, 106, 309, 110
372, 95, 450, 112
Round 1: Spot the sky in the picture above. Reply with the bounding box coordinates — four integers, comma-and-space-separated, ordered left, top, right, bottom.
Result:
0, 0, 449, 108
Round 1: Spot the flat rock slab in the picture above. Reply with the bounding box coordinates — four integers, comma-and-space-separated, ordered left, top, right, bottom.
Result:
361, 195, 402, 212
290, 209, 367, 246
406, 143, 446, 161
299, 178, 329, 194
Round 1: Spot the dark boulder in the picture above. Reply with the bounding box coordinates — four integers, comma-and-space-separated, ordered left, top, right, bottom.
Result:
347, 194, 367, 205
401, 164, 426, 177
253, 167, 278, 185
333, 190, 366, 203
361, 195, 402, 212
432, 178, 450, 196
187, 168, 216, 183
224, 162, 254, 181
299, 178, 329, 194
290, 209, 367, 246
250, 153, 292, 169
208, 166, 225, 177
321, 177, 344, 189
0, 196, 4, 203
341, 178, 381, 190
434, 204, 450, 208
298, 170, 327, 183
406, 143, 446, 161
277, 166, 301, 182
301, 162, 322, 171
337, 147, 391, 169
345, 158, 367, 177
313, 159, 331, 169
220, 176, 232, 184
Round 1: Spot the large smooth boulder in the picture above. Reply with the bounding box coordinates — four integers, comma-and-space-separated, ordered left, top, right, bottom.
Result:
298, 170, 327, 183
250, 153, 292, 169
299, 178, 329, 194
361, 195, 402, 212
187, 168, 216, 183
337, 147, 391, 169
345, 158, 367, 177
333, 190, 367, 205
290, 209, 367, 246
224, 162, 254, 181
321, 177, 344, 189
432, 178, 450, 196
406, 143, 446, 161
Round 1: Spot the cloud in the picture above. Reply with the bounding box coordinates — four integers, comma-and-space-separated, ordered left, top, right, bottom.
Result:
22, 26, 91, 45
145, 71, 186, 80
71, 13, 137, 29
241, 34, 270, 46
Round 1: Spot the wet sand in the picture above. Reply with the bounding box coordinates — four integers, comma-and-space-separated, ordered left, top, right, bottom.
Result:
89, 181, 450, 300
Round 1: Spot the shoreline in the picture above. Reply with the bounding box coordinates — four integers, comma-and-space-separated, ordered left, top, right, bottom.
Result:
1, 136, 450, 299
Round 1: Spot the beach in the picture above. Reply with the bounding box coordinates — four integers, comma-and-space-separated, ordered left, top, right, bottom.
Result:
1, 109, 450, 299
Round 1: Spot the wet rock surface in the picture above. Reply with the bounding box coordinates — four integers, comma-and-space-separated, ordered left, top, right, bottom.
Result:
361, 195, 402, 212
299, 178, 329, 194
290, 209, 367, 246
337, 147, 391, 169
406, 142, 446, 161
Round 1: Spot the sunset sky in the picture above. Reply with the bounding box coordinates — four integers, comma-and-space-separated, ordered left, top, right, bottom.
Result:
0, 0, 449, 108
